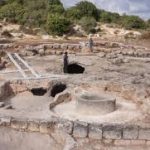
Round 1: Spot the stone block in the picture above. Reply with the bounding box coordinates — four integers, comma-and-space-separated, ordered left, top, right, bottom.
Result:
53, 44, 60, 49
139, 129, 150, 140
46, 44, 53, 49
130, 140, 146, 145
68, 45, 75, 50
73, 121, 88, 138
89, 124, 102, 140
114, 140, 131, 146
55, 120, 73, 134
61, 44, 68, 49
40, 122, 51, 134
103, 125, 122, 140
102, 139, 113, 145
28, 121, 39, 132
0, 117, 11, 126
123, 126, 139, 140
11, 119, 28, 130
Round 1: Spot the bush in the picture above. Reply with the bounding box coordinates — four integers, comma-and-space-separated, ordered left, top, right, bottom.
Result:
65, 7, 81, 21
0, 2, 24, 23
121, 15, 146, 30
99, 11, 120, 24
46, 14, 71, 36
100, 11, 112, 23
75, 1, 99, 20
79, 16, 97, 34
22, 0, 48, 27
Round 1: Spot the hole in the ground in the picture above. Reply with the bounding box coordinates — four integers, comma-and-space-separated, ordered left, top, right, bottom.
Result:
31, 88, 47, 96
51, 83, 67, 97
67, 63, 85, 74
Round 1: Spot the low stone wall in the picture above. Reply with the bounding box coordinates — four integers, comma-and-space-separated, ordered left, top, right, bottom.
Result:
1, 116, 150, 148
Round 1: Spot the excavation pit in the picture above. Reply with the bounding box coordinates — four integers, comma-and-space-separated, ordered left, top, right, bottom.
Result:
67, 63, 85, 74
31, 88, 47, 96
50, 83, 67, 97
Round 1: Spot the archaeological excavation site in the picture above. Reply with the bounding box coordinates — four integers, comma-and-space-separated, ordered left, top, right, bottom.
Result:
0, 36, 149, 150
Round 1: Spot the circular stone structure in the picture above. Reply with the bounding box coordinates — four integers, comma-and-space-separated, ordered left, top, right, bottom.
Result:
75, 92, 116, 115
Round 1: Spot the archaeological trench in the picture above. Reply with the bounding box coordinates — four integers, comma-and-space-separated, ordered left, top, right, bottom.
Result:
0, 40, 150, 150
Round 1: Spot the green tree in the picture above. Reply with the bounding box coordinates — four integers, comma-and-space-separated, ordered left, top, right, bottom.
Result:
75, 1, 99, 20
22, 0, 48, 27
46, 14, 71, 36
100, 11, 112, 23
79, 16, 97, 33
65, 7, 81, 21
99, 10, 120, 24
48, 0, 64, 14
0, 2, 24, 23
48, 0, 62, 5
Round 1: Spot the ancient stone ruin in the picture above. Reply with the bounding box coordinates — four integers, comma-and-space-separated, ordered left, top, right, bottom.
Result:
0, 39, 150, 150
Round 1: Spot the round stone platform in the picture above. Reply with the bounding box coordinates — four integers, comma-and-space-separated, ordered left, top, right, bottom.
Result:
75, 92, 116, 115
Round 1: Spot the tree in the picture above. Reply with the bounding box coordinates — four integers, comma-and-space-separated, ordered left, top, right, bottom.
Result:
48, 0, 62, 5
48, 0, 64, 14
46, 14, 71, 36
100, 11, 112, 23
65, 7, 81, 21
79, 16, 97, 33
99, 10, 120, 24
22, 0, 48, 27
75, 1, 99, 20
0, 2, 24, 23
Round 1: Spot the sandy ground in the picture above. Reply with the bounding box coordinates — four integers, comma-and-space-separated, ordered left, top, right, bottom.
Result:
53, 95, 142, 124
0, 91, 53, 120
0, 127, 62, 150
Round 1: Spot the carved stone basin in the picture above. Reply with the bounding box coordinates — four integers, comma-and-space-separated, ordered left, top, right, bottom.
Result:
75, 92, 116, 115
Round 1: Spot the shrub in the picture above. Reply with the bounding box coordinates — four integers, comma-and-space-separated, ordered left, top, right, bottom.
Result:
79, 16, 97, 34
100, 11, 112, 23
121, 15, 146, 30
0, 2, 24, 23
46, 14, 71, 36
99, 11, 121, 24
75, 1, 99, 20
65, 7, 81, 21
22, 0, 48, 27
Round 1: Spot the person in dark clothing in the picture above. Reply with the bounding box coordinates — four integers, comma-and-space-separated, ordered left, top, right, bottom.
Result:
88, 37, 94, 52
63, 52, 68, 73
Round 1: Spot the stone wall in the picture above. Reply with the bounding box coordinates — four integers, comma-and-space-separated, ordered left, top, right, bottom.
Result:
0, 41, 150, 58
0, 81, 150, 150
0, 116, 150, 149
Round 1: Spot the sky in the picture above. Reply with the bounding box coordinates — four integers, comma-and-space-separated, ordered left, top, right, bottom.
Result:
61, 0, 150, 20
